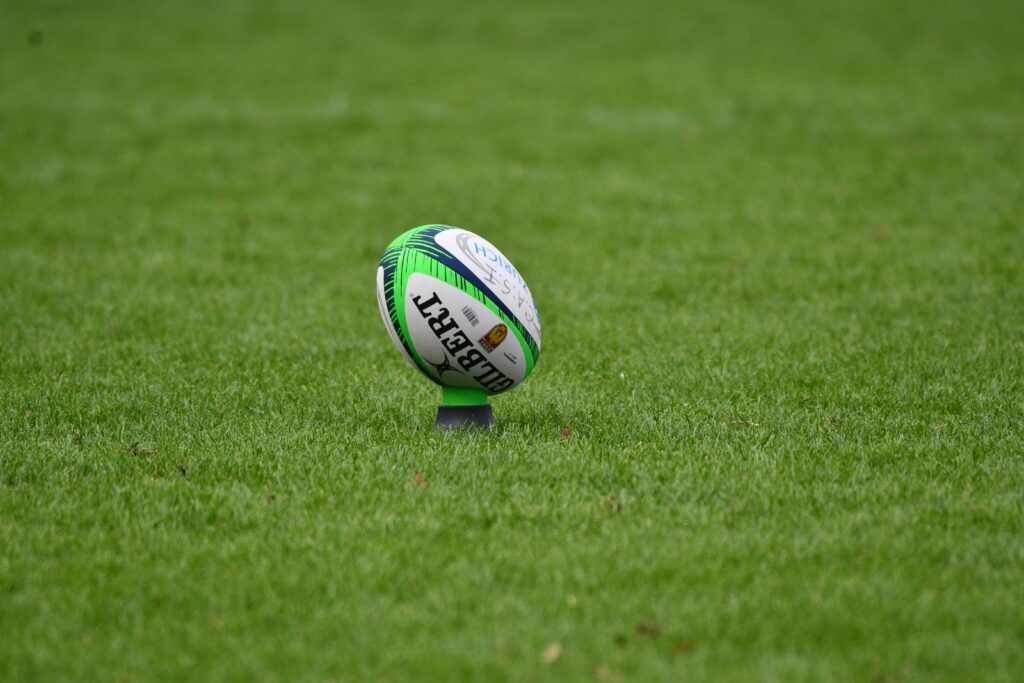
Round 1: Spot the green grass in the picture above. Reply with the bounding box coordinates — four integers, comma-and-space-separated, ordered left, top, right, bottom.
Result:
2, 0, 1023, 680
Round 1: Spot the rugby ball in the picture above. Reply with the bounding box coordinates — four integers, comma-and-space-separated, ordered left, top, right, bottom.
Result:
376, 224, 541, 394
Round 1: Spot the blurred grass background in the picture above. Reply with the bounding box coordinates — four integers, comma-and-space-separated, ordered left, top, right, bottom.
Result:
1, 1, 1023, 681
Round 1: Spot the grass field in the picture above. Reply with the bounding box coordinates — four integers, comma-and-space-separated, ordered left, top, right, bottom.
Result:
2, 0, 1023, 680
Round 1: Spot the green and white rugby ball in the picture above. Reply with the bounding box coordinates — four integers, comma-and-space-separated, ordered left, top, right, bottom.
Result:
376, 225, 541, 394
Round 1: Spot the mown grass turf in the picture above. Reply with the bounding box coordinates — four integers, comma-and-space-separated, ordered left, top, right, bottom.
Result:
2, 0, 1023, 680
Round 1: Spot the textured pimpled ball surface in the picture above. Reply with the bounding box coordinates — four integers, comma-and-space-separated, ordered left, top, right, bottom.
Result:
376, 225, 542, 395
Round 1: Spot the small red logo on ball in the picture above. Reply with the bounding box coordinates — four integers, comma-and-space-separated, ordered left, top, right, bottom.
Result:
479, 324, 508, 352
